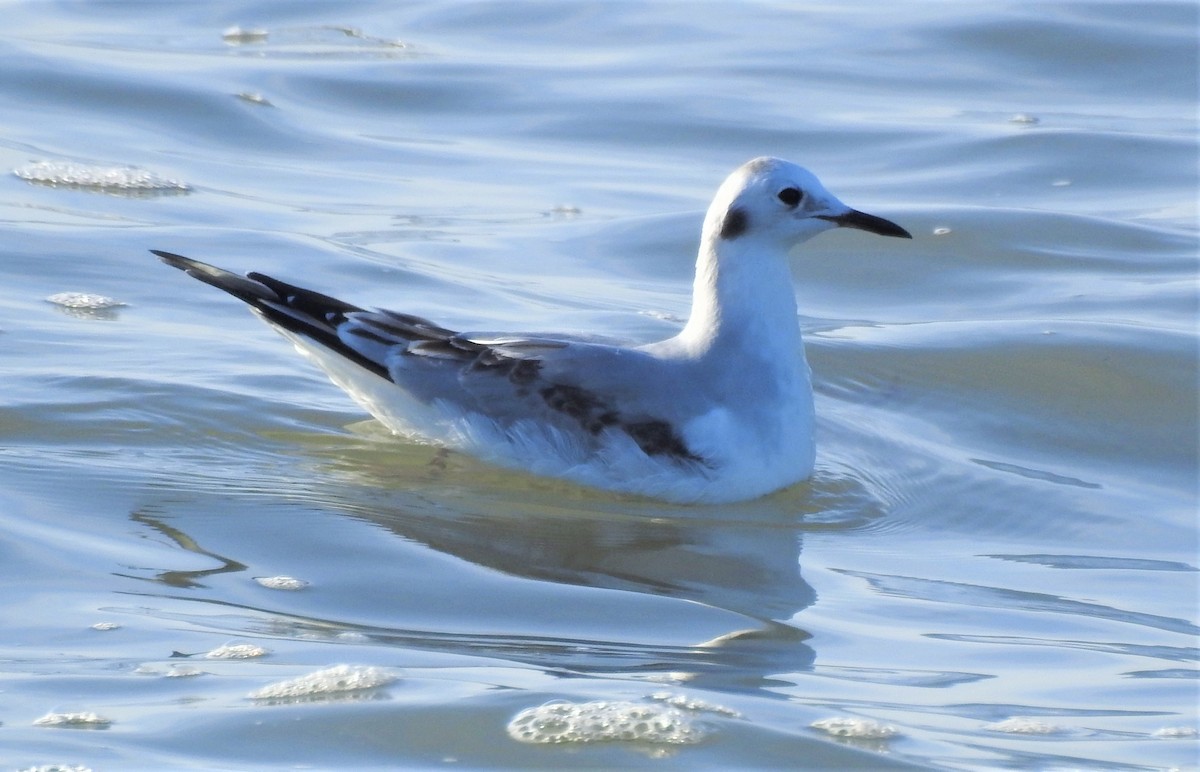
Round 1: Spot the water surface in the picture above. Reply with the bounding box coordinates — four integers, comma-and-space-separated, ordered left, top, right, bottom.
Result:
1, 1, 1196, 769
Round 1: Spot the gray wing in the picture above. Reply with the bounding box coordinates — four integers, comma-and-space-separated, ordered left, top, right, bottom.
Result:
345, 311, 703, 463
156, 250, 702, 462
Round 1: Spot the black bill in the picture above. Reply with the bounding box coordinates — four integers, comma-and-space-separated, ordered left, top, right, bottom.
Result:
819, 209, 912, 239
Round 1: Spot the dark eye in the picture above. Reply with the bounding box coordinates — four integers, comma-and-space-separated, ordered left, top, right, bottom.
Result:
778, 187, 803, 207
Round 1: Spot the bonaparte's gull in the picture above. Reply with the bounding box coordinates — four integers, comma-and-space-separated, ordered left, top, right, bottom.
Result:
156, 157, 910, 503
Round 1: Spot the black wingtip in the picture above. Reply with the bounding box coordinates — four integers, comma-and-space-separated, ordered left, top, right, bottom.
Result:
153, 248, 278, 304
153, 249, 395, 380
153, 248, 231, 276
152, 249, 193, 270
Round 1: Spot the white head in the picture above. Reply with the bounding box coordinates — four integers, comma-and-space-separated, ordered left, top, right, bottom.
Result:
675, 157, 911, 353
703, 157, 911, 249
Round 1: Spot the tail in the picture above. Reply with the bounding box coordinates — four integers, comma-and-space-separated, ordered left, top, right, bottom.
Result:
153, 249, 390, 379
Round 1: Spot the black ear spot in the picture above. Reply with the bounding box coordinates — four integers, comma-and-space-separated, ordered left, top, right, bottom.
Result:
719, 207, 748, 240
778, 187, 802, 207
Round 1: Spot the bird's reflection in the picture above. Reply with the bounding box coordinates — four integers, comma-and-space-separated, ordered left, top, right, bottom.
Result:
309, 432, 836, 683
362, 493, 815, 620
312, 425, 825, 619
119, 509, 247, 588
127, 429, 884, 688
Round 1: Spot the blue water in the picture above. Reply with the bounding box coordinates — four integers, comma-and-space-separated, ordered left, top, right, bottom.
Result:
1, 1, 1196, 769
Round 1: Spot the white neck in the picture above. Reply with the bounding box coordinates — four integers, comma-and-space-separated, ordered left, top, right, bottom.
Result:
676, 234, 804, 364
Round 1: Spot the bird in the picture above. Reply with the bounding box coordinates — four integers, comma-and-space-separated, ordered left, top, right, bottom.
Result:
155, 156, 910, 504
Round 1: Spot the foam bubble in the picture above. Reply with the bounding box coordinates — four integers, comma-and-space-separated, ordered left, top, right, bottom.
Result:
14, 161, 189, 192
48, 294, 127, 311
255, 575, 309, 590
811, 717, 899, 739
223, 26, 269, 44
649, 692, 740, 717
506, 700, 710, 745
984, 717, 1065, 735
135, 663, 205, 678
248, 664, 399, 700
89, 621, 121, 631
205, 643, 270, 659
33, 711, 112, 728
236, 91, 272, 106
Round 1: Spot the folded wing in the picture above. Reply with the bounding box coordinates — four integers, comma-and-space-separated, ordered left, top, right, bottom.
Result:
155, 250, 702, 464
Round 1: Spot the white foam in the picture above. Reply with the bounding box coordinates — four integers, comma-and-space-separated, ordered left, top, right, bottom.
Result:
48, 294, 127, 311
223, 25, 269, 44
205, 642, 270, 659
248, 664, 398, 700
236, 91, 272, 105
135, 663, 204, 678
33, 711, 112, 728
255, 575, 309, 590
14, 161, 189, 192
506, 700, 710, 745
649, 692, 740, 717
1152, 725, 1198, 739
16, 765, 94, 772
983, 717, 1066, 735
89, 620, 121, 631
811, 717, 899, 739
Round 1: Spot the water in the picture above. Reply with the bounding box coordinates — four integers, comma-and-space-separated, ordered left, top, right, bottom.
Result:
1, 1, 1196, 769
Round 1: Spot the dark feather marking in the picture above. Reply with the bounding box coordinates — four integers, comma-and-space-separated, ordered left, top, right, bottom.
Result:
247, 271, 362, 317
401, 333, 542, 394
719, 206, 748, 240
458, 354, 540, 395
507, 359, 541, 386
253, 300, 392, 381
230, 271, 391, 379
537, 383, 699, 462
449, 336, 488, 353
623, 420, 702, 462
539, 384, 616, 435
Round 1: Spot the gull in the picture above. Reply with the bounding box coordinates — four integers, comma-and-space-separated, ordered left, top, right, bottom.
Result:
155, 157, 910, 504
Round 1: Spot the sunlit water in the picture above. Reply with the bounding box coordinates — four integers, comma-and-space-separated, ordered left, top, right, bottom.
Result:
1, 2, 1196, 769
